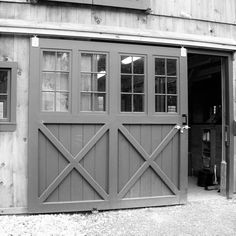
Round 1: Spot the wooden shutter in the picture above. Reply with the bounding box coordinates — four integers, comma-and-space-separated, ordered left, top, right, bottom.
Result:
44, 0, 150, 10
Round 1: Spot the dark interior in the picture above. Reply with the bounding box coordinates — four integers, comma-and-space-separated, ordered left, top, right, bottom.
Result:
188, 53, 222, 188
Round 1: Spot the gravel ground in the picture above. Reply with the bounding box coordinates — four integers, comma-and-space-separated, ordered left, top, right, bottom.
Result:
0, 197, 236, 236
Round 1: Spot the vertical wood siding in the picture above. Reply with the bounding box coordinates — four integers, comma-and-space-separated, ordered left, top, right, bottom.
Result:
0, 36, 29, 208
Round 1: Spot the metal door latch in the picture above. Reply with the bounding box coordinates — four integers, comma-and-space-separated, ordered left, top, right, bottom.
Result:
175, 125, 190, 133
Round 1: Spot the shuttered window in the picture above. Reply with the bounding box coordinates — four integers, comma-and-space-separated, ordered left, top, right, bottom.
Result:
45, 0, 150, 10
0, 62, 17, 131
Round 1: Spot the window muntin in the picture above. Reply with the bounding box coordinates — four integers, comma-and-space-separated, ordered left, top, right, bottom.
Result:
0, 70, 10, 120
120, 55, 145, 112
80, 53, 107, 112
41, 51, 70, 112
155, 58, 178, 113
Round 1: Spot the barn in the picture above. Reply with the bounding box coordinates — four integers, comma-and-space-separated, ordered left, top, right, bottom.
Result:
0, 0, 235, 214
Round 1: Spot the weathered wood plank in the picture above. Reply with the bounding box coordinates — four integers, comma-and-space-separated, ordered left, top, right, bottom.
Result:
140, 125, 152, 197
82, 125, 96, 200
118, 130, 130, 193
71, 125, 83, 201
94, 129, 108, 193
38, 132, 47, 196
45, 125, 59, 202
13, 36, 29, 207
128, 125, 141, 198
58, 125, 71, 201
151, 125, 163, 196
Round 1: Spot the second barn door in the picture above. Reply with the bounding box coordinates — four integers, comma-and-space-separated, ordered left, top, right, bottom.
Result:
28, 39, 188, 213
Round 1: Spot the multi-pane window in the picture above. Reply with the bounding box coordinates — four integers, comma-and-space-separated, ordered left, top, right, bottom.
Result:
41, 51, 70, 112
0, 70, 10, 120
120, 55, 145, 112
80, 53, 107, 112
0, 61, 17, 131
155, 58, 178, 113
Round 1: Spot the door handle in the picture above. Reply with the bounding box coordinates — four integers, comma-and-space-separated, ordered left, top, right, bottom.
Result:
175, 125, 190, 133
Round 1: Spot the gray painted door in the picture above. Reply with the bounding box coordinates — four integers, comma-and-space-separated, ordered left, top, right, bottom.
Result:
28, 39, 188, 213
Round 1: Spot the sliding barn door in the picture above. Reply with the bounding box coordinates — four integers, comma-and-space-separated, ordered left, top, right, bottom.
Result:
28, 39, 188, 213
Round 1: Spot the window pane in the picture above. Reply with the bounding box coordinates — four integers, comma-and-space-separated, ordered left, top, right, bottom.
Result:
94, 93, 106, 111
121, 94, 132, 112
133, 95, 144, 112
155, 58, 165, 75
121, 56, 132, 74
97, 54, 106, 72
133, 57, 144, 74
56, 73, 69, 91
167, 96, 177, 113
0, 95, 7, 119
155, 77, 165, 94
155, 95, 165, 112
167, 77, 177, 94
81, 53, 93, 72
81, 93, 92, 111
42, 92, 55, 111
81, 73, 92, 91
0, 71, 8, 93
133, 75, 144, 93
121, 75, 132, 92
56, 92, 69, 112
42, 73, 55, 91
167, 59, 177, 76
43, 51, 56, 71
56, 52, 69, 71
94, 74, 106, 92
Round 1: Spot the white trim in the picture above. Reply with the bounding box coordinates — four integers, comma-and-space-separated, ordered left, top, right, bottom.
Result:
0, 207, 28, 215
0, 19, 236, 50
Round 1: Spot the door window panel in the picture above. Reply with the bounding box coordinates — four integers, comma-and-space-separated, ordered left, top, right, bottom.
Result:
121, 94, 132, 112
155, 77, 165, 94
155, 95, 165, 112
155, 58, 165, 75
95, 74, 106, 92
133, 76, 144, 93
121, 75, 132, 92
41, 51, 70, 112
81, 73, 92, 91
133, 57, 144, 74
121, 56, 132, 73
80, 53, 107, 112
133, 95, 144, 112
167, 59, 177, 76
167, 77, 177, 94
43, 51, 56, 71
155, 58, 178, 113
81, 93, 92, 111
120, 55, 145, 112
42, 92, 55, 112
167, 96, 177, 113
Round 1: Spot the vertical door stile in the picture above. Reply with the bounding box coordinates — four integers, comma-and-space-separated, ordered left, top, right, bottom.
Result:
28, 41, 41, 210
108, 49, 119, 201
179, 50, 188, 203
224, 55, 234, 198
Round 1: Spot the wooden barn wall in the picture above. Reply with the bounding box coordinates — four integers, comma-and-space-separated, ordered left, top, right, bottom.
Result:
0, 0, 236, 211
0, 35, 29, 211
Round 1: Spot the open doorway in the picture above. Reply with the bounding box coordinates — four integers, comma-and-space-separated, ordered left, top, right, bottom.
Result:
187, 53, 224, 201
